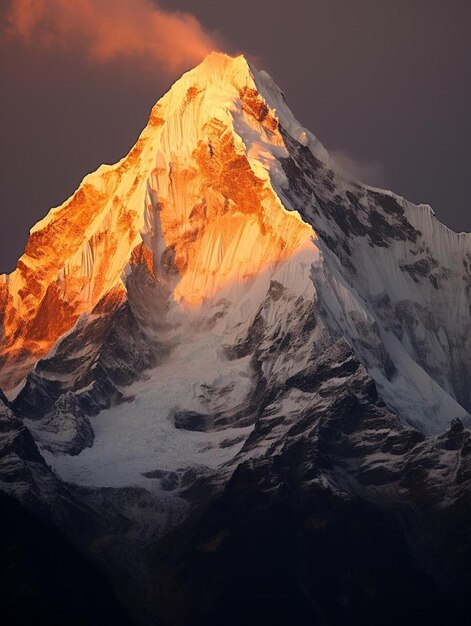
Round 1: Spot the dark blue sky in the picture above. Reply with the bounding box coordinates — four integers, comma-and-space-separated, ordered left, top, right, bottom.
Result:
1, 0, 470, 272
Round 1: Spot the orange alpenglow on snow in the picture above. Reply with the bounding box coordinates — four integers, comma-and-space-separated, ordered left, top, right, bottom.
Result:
0, 53, 318, 391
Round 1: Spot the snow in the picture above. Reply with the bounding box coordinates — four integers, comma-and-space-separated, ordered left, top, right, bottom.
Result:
44, 238, 322, 488
45, 332, 255, 488
3, 52, 471, 495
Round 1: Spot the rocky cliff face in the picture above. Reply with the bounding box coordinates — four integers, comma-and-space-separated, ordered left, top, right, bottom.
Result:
0, 53, 470, 625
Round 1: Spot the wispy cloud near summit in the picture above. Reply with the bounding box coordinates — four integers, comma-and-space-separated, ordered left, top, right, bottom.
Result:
6, 0, 220, 73
330, 149, 388, 188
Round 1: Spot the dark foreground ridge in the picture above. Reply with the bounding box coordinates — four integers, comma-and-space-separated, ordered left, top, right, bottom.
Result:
0, 492, 130, 626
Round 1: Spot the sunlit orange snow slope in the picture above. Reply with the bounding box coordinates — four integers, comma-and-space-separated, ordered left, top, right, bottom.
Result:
0, 54, 315, 390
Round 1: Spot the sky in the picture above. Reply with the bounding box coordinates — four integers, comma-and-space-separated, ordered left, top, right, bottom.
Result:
1, 0, 470, 273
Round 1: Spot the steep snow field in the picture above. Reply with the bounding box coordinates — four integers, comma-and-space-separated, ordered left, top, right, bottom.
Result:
43, 333, 254, 488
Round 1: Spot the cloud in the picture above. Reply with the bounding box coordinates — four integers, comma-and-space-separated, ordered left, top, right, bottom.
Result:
330, 149, 388, 188
5, 0, 220, 73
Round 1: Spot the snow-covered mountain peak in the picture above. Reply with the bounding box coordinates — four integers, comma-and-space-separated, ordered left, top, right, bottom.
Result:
1, 55, 470, 625
0, 53, 317, 389
1, 54, 470, 439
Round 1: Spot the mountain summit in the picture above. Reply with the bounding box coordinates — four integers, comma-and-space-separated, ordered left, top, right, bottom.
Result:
1, 54, 470, 625
1, 53, 469, 430
1, 53, 314, 387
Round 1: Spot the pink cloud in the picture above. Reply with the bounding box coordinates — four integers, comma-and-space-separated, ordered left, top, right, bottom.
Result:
6, 0, 220, 73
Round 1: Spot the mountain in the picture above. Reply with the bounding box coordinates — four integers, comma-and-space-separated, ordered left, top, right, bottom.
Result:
0, 53, 470, 625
